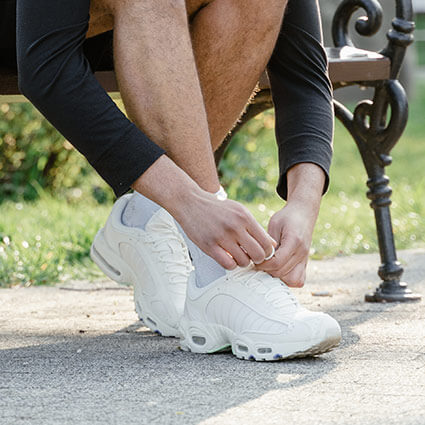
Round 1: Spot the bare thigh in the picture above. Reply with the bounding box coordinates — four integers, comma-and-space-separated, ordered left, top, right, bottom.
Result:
87, 0, 213, 38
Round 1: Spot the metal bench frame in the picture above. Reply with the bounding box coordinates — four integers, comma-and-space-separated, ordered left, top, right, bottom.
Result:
0, 0, 421, 302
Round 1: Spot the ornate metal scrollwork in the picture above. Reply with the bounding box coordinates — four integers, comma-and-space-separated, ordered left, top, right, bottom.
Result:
332, 0, 384, 47
334, 79, 407, 170
332, 0, 415, 78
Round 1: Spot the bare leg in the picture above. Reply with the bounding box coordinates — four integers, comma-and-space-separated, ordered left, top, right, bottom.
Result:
110, 0, 219, 193
187, 0, 287, 149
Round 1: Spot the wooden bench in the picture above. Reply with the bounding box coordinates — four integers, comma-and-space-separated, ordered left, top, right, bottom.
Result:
0, 0, 420, 302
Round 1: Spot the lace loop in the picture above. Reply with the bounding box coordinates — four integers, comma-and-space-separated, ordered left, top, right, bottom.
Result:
143, 228, 191, 285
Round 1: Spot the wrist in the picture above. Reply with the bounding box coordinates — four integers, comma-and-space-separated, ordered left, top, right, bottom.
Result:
286, 163, 325, 208
132, 155, 203, 217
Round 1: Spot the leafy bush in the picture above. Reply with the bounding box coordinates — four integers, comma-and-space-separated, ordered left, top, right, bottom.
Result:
219, 111, 279, 202
0, 102, 113, 202
0, 102, 279, 204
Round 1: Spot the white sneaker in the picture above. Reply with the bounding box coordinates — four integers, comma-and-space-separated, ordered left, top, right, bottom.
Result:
90, 195, 192, 337
179, 266, 341, 361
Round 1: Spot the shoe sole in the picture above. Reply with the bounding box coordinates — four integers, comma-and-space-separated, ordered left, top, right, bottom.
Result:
90, 228, 180, 337
179, 317, 341, 361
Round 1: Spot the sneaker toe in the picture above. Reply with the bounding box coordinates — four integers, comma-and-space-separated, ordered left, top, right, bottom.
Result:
286, 310, 341, 344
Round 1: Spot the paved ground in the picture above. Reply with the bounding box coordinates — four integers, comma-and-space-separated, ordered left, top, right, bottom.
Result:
1, 249, 425, 425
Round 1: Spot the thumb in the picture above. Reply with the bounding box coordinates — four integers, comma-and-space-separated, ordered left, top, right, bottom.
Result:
267, 218, 281, 247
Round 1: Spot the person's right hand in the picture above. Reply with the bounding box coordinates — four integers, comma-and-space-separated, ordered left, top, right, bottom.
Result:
174, 191, 276, 270
132, 155, 275, 269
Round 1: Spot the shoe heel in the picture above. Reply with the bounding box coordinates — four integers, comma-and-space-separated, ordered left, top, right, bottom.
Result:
90, 229, 133, 284
179, 317, 230, 354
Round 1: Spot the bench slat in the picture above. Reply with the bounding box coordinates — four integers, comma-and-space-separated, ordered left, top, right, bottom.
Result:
0, 47, 391, 102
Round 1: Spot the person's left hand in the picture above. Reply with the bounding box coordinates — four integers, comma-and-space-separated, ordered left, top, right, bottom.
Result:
255, 200, 319, 287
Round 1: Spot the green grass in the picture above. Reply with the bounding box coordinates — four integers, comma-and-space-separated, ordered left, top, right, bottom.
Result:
1, 84, 425, 287
0, 193, 111, 286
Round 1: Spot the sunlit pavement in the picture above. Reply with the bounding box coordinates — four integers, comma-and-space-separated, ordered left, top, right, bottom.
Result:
1, 249, 424, 425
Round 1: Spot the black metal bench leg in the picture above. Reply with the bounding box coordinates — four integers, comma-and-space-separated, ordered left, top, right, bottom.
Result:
364, 165, 421, 302
334, 80, 421, 302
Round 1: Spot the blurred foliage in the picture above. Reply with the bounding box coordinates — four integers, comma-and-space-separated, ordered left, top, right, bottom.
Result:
0, 102, 114, 203
0, 102, 279, 204
219, 111, 279, 202
416, 14, 425, 66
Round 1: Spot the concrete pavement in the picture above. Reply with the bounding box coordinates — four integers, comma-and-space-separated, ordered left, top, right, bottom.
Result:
1, 249, 424, 425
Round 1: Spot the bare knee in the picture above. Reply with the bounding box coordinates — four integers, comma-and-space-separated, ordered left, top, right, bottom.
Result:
108, 0, 187, 20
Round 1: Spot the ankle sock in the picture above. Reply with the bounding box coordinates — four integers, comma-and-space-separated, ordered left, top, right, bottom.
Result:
122, 192, 226, 288
176, 223, 226, 288
122, 192, 160, 230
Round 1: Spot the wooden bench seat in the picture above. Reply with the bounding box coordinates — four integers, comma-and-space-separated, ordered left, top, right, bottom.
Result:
0, 47, 391, 103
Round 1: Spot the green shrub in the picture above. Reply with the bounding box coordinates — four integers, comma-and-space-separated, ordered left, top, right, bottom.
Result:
0, 102, 113, 203
219, 111, 279, 202
0, 102, 278, 204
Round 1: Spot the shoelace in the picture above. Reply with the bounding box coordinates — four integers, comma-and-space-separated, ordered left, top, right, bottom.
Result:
229, 266, 299, 310
144, 230, 192, 285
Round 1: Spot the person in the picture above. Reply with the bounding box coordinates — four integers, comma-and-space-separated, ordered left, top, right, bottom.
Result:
7, 0, 340, 360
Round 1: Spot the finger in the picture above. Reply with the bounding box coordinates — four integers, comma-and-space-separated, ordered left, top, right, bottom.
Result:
221, 242, 251, 268
276, 262, 306, 287
267, 217, 282, 244
257, 236, 299, 272
271, 248, 305, 277
245, 216, 275, 259
237, 234, 267, 265
209, 246, 237, 270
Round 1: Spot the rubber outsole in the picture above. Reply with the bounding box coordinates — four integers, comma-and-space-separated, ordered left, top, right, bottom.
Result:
179, 318, 341, 361
233, 336, 341, 361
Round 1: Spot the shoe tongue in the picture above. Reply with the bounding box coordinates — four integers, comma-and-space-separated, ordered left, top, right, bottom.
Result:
145, 208, 186, 257
145, 208, 175, 233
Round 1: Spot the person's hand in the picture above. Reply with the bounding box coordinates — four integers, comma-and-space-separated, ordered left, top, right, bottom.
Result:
132, 155, 275, 270
255, 200, 318, 287
176, 192, 276, 270
255, 163, 325, 287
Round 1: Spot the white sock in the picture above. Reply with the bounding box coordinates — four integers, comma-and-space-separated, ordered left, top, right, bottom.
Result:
122, 192, 226, 288
122, 192, 160, 229
176, 223, 226, 288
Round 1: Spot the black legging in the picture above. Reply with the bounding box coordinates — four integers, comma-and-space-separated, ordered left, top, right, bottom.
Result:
12, 0, 332, 199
